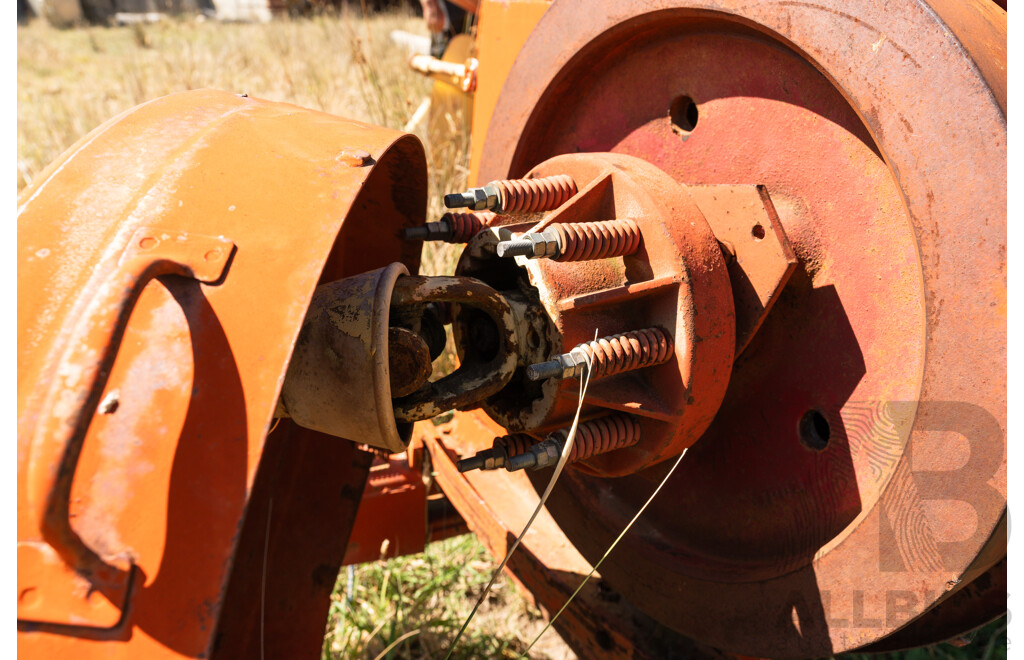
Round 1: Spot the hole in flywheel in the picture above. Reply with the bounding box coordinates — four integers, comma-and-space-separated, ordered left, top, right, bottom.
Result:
669, 95, 699, 137
751, 223, 766, 240
594, 629, 614, 651
798, 409, 831, 451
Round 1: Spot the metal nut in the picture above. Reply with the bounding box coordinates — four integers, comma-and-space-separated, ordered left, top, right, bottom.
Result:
528, 229, 560, 259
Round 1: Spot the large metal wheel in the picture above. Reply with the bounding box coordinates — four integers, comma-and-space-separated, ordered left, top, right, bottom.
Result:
467, 0, 1006, 655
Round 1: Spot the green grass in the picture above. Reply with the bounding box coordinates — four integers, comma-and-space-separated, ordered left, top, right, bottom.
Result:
323, 535, 561, 659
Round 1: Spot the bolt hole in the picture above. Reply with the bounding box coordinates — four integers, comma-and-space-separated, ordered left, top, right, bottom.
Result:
798, 409, 831, 451
669, 95, 699, 136
751, 224, 766, 241
526, 327, 541, 350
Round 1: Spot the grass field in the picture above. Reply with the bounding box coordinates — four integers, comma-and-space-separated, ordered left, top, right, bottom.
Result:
16, 8, 463, 278
16, 11, 1006, 660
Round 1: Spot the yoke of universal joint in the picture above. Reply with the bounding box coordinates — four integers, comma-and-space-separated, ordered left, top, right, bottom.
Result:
275, 263, 520, 453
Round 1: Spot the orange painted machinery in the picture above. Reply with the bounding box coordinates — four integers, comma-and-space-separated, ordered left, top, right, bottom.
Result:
17, 0, 1006, 657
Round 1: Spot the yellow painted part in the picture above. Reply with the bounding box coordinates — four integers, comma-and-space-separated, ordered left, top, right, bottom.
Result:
469, 0, 550, 186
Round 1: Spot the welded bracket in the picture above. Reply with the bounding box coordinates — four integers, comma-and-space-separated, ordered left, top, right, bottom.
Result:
688, 185, 797, 356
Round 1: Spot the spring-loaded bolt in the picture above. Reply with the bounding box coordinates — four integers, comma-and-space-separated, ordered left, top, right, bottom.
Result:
526, 327, 673, 382
525, 351, 583, 381
495, 219, 641, 262
445, 184, 500, 212
506, 439, 561, 471
495, 228, 560, 259
402, 211, 497, 243
506, 413, 642, 472
444, 174, 577, 214
457, 434, 536, 472
403, 222, 446, 242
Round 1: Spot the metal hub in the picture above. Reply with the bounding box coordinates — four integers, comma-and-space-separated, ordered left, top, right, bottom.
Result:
454, 151, 737, 476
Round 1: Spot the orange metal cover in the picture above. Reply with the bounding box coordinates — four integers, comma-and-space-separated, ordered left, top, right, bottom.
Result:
17, 89, 426, 657
468, 0, 550, 186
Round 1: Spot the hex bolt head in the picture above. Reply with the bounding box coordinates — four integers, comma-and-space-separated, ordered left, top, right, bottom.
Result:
402, 220, 453, 242
526, 350, 587, 381
443, 184, 499, 211
457, 442, 511, 472
495, 228, 560, 260
507, 438, 562, 471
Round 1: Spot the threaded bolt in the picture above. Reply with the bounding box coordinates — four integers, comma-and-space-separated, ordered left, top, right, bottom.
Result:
444, 175, 576, 214
403, 226, 430, 240
527, 327, 673, 381
457, 434, 536, 473
444, 191, 476, 208
527, 349, 589, 382
524, 360, 564, 381
495, 239, 533, 258
495, 228, 560, 260
457, 454, 489, 473
525, 352, 579, 381
458, 445, 510, 472
505, 413, 641, 472
402, 220, 453, 242
403, 211, 496, 244
444, 184, 499, 211
461, 415, 641, 473
507, 437, 562, 472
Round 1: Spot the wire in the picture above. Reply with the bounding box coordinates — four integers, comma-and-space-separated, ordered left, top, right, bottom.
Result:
373, 629, 421, 660
444, 341, 596, 659
518, 446, 690, 657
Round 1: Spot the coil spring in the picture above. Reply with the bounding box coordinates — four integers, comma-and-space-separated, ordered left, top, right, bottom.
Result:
576, 327, 673, 379
442, 211, 496, 243
562, 413, 641, 462
553, 219, 641, 262
495, 174, 577, 213
495, 433, 536, 457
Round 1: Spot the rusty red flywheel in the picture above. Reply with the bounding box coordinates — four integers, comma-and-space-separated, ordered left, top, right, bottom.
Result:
428, 0, 1007, 656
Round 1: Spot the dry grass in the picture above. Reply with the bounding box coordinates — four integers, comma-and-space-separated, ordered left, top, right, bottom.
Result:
16, 11, 572, 659
16, 9, 463, 276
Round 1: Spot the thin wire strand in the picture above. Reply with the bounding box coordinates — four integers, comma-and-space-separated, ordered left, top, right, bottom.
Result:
444, 340, 596, 659
518, 446, 690, 658
373, 629, 421, 660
